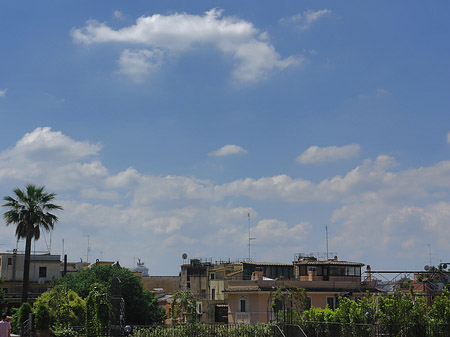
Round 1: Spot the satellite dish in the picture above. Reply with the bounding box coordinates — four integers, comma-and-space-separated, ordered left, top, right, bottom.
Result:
182, 253, 188, 260
424, 265, 430, 271
442, 264, 448, 269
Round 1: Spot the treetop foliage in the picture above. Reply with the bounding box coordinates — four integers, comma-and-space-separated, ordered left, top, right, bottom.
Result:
56, 264, 165, 325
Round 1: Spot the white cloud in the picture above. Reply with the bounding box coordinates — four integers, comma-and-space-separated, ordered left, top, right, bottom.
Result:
252, 219, 311, 244
12, 127, 101, 161
71, 9, 302, 83
113, 10, 124, 20
209, 144, 247, 157
80, 187, 119, 201
280, 9, 332, 31
118, 49, 164, 82
0, 127, 103, 188
297, 144, 361, 164
0, 89, 7, 97
3, 128, 450, 273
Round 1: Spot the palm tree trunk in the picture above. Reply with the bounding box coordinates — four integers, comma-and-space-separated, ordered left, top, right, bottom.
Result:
22, 235, 32, 303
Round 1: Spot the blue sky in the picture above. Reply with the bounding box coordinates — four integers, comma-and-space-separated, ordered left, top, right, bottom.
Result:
1, 1, 450, 275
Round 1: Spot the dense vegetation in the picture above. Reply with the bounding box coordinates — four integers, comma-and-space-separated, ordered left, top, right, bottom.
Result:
55, 264, 165, 325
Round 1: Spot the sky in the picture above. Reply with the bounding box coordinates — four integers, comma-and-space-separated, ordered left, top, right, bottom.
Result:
1, 1, 450, 276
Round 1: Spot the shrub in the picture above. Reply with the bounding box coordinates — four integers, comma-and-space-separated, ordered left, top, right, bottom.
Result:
34, 303, 51, 332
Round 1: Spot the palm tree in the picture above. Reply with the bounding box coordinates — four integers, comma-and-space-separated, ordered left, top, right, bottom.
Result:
2, 184, 62, 303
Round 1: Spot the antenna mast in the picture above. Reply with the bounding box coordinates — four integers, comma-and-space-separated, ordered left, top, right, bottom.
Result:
326, 225, 329, 260
428, 243, 432, 266
85, 235, 91, 264
248, 213, 255, 261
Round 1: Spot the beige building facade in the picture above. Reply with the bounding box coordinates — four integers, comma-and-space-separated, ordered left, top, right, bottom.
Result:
0, 251, 61, 303
225, 256, 380, 324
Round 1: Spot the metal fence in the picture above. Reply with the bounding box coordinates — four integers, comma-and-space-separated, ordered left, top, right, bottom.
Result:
127, 323, 282, 337
126, 323, 450, 337
18, 323, 450, 337
283, 322, 450, 337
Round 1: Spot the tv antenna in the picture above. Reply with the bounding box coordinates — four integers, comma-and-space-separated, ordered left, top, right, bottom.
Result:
326, 225, 329, 260
248, 213, 256, 261
84, 235, 91, 264
428, 243, 432, 266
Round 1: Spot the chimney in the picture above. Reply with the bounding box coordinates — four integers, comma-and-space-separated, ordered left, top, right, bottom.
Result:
251, 268, 264, 281
366, 265, 372, 282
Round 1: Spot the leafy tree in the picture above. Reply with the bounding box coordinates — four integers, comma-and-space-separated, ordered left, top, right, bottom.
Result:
335, 295, 376, 325
33, 285, 86, 327
271, 286, 307, 323
2, 184, 62, 303
377, 292, 427, 337
34, 303, 51, 332
170, 291, 197, 324
428, 288, 450, 324
85, 283, 111, 329
17, 302, 33, 334
57, 264, 165, 325
0, 278, 6, 313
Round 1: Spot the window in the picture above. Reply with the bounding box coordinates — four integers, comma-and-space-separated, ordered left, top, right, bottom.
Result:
275, 299, 285, 312
240, 299, 246, 312
327, 297, 335, 310
39, 267, 47, 278
330, 266, 345, 276
197, 303, 202, 314
306, 297, 312, 310
307, 266, 323, 276
7, 258, 12, 266
201, 290, 206, 299
210, 273, 215, 280
211, 288, 215, 300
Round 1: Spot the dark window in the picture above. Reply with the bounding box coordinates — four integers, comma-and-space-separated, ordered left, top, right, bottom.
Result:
7, 258, 12, 266
39, 267, 47, 278
300, 265, 306, 276
330, 266, 346, 276
210, 273, 215, 280
306, 297, 312, 310
240, 299, 246, 312
211, 288, 215, 300
275, 299, 285, 311
327, 297, 335, 309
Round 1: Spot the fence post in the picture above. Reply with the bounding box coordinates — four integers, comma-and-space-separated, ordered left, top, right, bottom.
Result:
28, 313, 35, 337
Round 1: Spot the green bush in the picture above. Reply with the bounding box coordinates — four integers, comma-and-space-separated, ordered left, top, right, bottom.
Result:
34, 303, 51, 331
17, 302, 33, 327
131, 323, 275, 337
